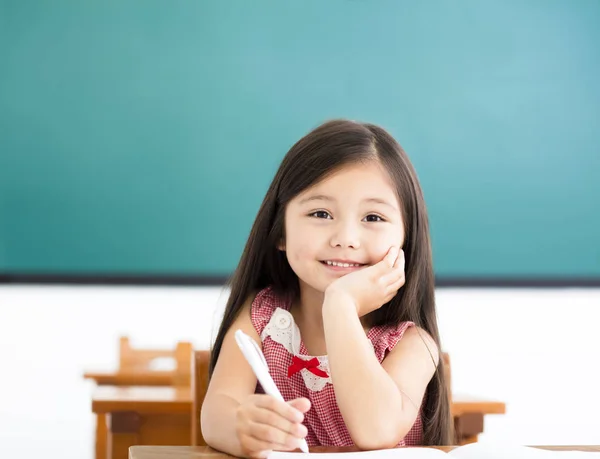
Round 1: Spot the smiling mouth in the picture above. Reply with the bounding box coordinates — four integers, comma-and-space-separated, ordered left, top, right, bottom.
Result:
320, 260, 367, 268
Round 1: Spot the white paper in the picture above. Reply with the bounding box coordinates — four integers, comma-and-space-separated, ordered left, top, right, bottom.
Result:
269, 449, 445, 459
448, 442, 600, 459
268, 442, 600, 459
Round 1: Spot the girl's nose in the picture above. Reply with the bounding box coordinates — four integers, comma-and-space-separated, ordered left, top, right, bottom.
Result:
329, 222, 361, 249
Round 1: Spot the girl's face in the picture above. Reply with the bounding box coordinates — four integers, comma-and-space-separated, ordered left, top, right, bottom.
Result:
282, 160, 405, 296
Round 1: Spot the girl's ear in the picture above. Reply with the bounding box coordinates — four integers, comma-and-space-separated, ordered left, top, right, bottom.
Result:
277, 240, 286, 251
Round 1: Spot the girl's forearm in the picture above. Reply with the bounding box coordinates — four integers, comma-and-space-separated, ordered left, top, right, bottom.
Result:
322, 290, 408, 449
201, 393, 246, 457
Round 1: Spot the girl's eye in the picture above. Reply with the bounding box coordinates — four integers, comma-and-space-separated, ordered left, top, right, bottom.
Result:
310, 211, 332, 219
364, 214, 385, 222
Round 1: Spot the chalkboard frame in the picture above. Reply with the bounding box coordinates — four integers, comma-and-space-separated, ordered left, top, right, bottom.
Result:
1, 273, 599, 288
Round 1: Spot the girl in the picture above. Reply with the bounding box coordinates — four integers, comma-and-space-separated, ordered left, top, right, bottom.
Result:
201, 119, 452, 458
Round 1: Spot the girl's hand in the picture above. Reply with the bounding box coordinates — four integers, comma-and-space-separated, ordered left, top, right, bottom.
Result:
324, 246, 405, 317
235, 394, 310, 459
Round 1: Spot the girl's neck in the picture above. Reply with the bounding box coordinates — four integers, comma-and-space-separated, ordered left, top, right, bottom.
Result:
292, 283, 325, 334
291, 281, 370, 340
288, 282, 328, 356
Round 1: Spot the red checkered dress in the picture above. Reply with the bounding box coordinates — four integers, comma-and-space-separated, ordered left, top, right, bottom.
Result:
250, 286, 423, 447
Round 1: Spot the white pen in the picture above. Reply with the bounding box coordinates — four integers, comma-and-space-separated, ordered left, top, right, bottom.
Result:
234, 329, 310, 453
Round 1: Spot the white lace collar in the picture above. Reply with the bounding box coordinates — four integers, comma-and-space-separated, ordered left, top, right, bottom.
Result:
260, 307, 332, 392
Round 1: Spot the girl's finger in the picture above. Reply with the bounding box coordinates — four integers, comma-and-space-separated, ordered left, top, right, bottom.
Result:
255, 395, 305, 423
388, 273, 406, 294
240, 433, 275, 457
287, 397, 311, 414
252, 407, 307, 439
383, 246, 399, 269
248, 422, 304, 451
241, 432, 295, 458
395, 249, 405, 269
381, 264, 404, 285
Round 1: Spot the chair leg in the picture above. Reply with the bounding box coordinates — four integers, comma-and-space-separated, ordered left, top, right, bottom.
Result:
96, 414, 107, 459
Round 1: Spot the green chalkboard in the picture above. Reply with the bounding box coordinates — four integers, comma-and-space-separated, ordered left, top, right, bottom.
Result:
1, 0, 599, 282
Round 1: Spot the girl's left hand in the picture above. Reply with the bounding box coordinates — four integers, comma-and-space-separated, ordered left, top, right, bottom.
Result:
324, 246, 405, 317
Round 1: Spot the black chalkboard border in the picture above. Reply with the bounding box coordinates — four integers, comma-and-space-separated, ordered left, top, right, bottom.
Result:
1, 273, 599, 288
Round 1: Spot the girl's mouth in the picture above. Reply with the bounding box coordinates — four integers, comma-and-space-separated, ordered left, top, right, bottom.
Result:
320, 260, 367, 270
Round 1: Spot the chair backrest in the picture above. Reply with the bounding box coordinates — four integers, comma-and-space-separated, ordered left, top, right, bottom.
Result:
191, 349, 210, 446
442, 352, 459, 443
118, 336, 193, 386
442, 352, 452, 402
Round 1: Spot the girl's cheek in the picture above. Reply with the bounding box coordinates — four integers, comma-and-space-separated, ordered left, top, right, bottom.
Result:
287, 241, 312, 263
297, 245, 316, 262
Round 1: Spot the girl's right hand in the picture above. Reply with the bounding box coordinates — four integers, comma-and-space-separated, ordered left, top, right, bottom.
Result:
325, 246, 405, 317
235, 394, 311, 459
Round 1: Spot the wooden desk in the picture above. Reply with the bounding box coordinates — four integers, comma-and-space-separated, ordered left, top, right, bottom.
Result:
92, 386, 193, 459
92, 388, 504, 459
129, 445, 600, 459
451, 394, 505, 444
85, 371, 175, 386
451, 394, 505, 416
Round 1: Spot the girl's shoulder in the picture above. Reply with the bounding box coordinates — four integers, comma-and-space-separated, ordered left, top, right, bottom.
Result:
370, 321, 439, 366
250, 286, 291, 336
368, 320, 417, 361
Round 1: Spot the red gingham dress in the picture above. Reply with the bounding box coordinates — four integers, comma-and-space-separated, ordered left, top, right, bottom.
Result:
250, 286, 423, 447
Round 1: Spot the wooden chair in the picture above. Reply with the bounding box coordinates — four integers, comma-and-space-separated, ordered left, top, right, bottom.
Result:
442, 352, 458, 443
443, 352, 506, 444
84, 336, 194, 387
191, 350, 210, 446
90, 337, 194, 459
92, 348, 211, 459
442, 352, 452, 402
118, 336, 193, 387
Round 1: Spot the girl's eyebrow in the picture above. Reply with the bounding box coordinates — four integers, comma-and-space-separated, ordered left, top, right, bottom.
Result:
364, 197, 399, 211
299, 194, 398, 211
298, 194, 334, 205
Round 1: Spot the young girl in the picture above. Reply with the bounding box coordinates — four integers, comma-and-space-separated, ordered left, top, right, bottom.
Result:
201, 119, 452, 458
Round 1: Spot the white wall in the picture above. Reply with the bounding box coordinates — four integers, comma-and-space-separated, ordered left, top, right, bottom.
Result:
0, 285, 599, 459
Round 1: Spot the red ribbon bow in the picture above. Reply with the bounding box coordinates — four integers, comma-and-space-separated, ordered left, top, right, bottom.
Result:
287, 356, 329, 378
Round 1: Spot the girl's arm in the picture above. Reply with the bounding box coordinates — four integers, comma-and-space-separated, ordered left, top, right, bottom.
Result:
201, 297, 261, 456
322, 290, 439, 450
201, 297, 308, 458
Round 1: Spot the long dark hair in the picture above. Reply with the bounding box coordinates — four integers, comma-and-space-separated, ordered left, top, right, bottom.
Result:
210, 119, 453, 445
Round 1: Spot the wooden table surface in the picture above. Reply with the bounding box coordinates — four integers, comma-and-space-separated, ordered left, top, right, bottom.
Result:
84, 371, 175, 386
92, 386, 192, 414
129, 445, 600, 459
450, 394, 506, 416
